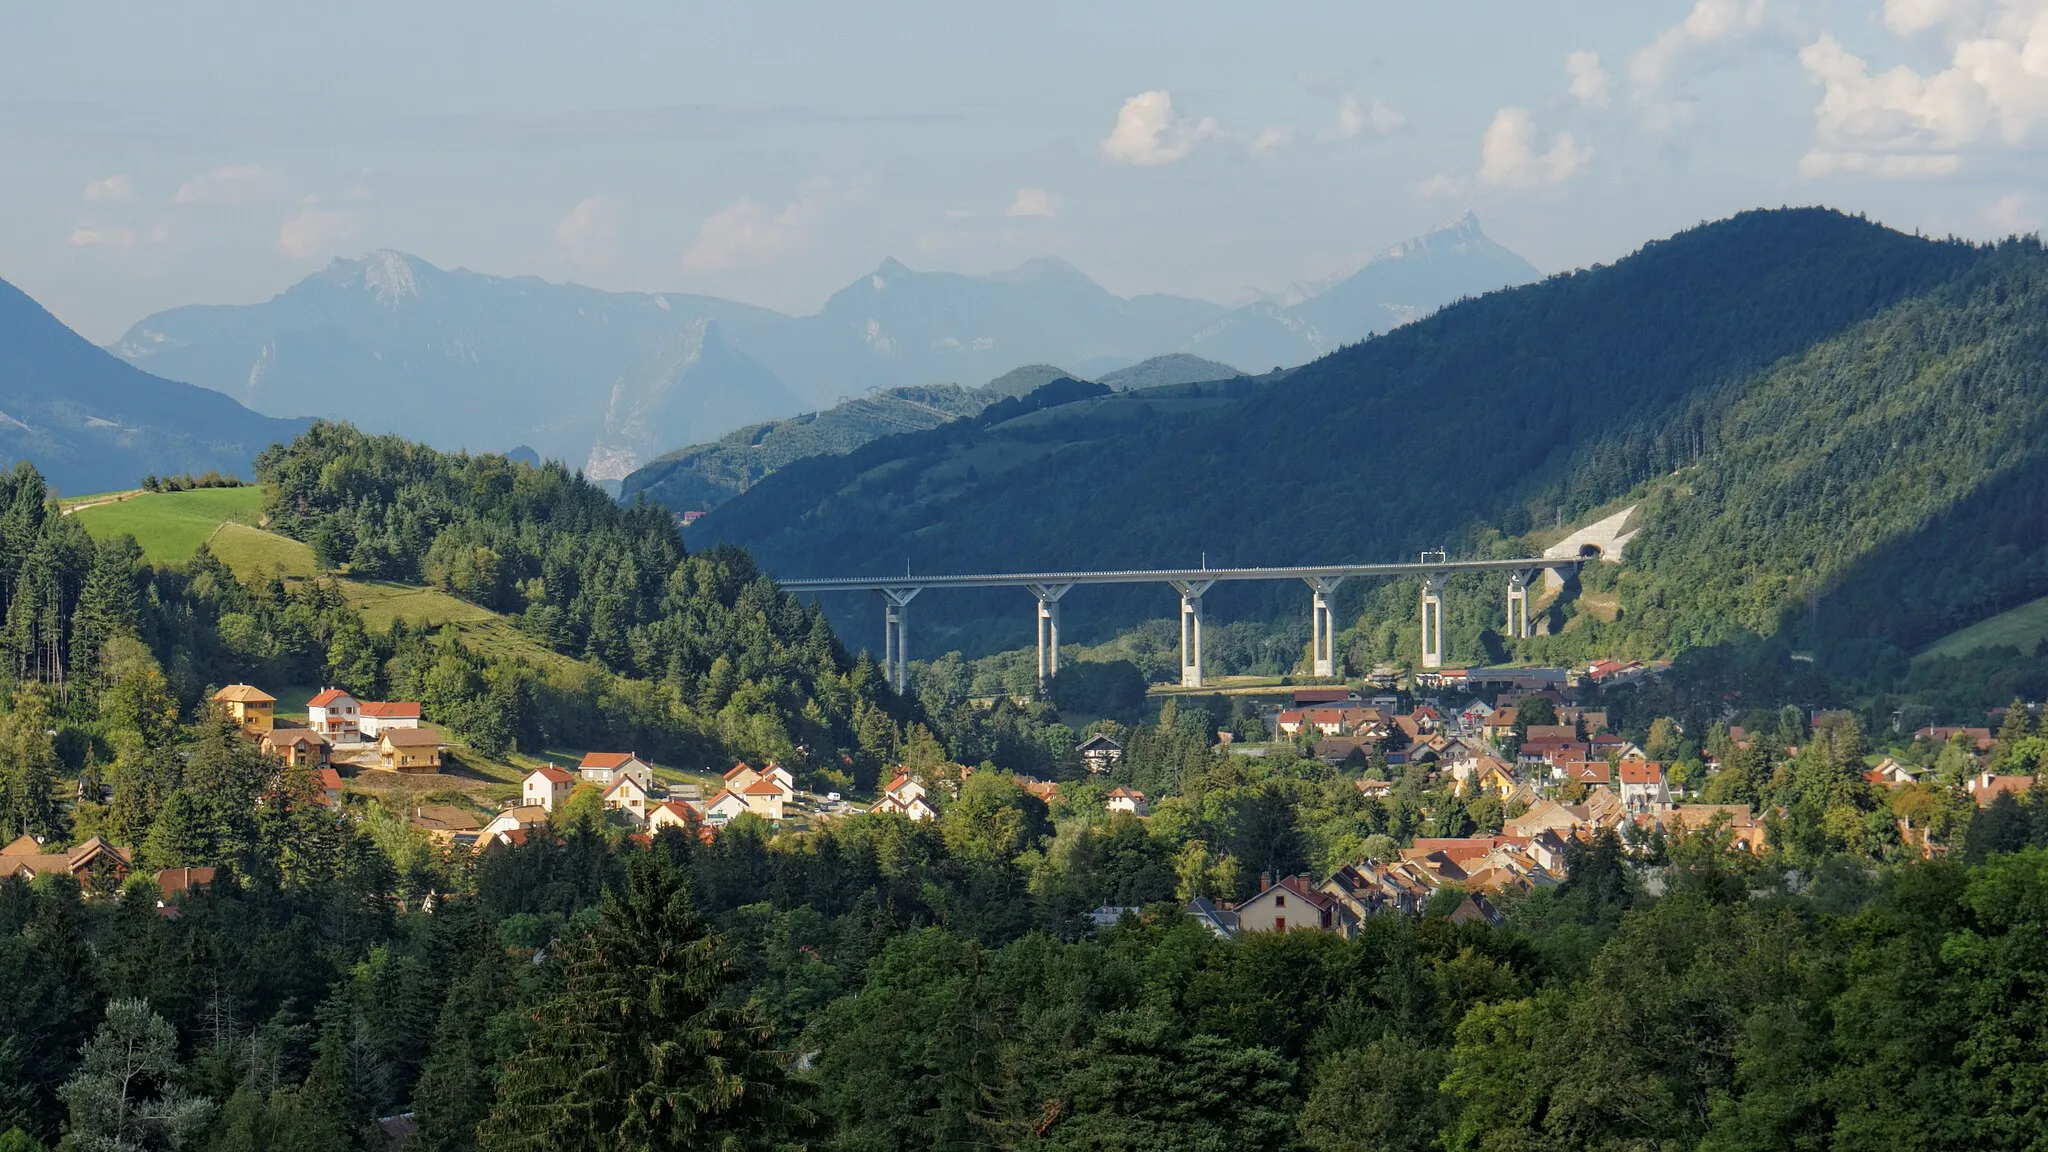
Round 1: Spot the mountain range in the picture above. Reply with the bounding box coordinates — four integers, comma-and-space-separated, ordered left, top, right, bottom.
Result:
0, 277, 308, 496
107, 214, 1540, 480
688, 209, 2048, 686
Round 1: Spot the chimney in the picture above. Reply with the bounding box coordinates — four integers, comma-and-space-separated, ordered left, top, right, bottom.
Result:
1259, 870, 1273, 891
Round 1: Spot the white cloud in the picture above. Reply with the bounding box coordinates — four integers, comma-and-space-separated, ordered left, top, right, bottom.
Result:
82, 174, 135, 202
67, 225, 139, 248
1005, 188, 1058, 218
1795, 7, 2048, 178
1099, 90, 1219, 165
173, 165, 286, 205
1335, 94, 1405, 138
1566, 50, 1613, 107
1250, 124, 1295, 154
1797, 149, 1962, 177
278, 210, 352, 259
1631, 0, 1770, 92
1478, 107, 1592, 188
1414, 173, 1471, 201
1986, 192, 2041, 232
683, 185, 835, 272
1884, 0, 1970, 35
555, 195, 620, 268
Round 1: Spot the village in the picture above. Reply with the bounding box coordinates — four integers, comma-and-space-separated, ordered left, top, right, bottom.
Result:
6, 662, 2036, 944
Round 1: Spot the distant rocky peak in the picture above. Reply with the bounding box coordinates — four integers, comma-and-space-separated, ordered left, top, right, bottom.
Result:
868, 257, 914, 290
1428, 209, 1484, 238
319, 249, 430, 305
361, 250, 426, 305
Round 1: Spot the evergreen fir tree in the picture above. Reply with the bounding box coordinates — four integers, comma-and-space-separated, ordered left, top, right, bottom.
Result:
477, 854, 814, 1150
0, 686, 62, 841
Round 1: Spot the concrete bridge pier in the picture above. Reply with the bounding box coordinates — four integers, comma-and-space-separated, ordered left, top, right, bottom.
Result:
1420, 573, 1448, 670
1026, 583, 1072, 697
1170, 579, 1215, 688
876, 586, 922, 693
1305, 576, 1346, 677
1505, 570, 1536, 639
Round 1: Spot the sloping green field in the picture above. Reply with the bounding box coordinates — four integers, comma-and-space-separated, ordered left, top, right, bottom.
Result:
1918, 595, 2048, 661
79, 488, 581, 674
68, 486, 267, 563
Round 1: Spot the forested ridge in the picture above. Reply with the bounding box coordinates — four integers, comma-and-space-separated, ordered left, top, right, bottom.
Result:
692, 209, 2048, 686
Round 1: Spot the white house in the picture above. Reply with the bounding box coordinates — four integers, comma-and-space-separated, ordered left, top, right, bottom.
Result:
522, 766, 576, 812
871, 773, 936, 821
1618, 761, 1671, 813
705, 790, 751, 825
305, 688, 361, 742
1107, 787, 1150, 817
578, 752, 655, 791
357, 701, 422, 740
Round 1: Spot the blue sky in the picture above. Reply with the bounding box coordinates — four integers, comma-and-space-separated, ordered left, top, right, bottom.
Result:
5, 0, 2044, 341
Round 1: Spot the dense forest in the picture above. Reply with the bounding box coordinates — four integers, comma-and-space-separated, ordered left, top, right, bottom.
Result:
5, 683, 2048, 1149
692, 210, 2048, 692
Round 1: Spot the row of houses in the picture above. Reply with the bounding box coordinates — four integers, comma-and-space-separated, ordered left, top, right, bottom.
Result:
214, 685, 440, 773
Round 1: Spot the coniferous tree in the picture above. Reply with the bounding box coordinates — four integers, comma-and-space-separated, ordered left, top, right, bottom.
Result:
478, 854, 814, 1151
0, 687, 62, 842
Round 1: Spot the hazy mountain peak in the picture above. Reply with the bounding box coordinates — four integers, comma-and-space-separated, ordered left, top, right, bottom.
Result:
1430, 209, 1483, 236
361, 249, 426, 305
868, 257, 915, 287
315, 249, 432, 306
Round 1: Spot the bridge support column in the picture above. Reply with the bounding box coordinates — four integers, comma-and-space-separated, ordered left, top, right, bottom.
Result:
1506, 570, 1534, 640
1420, 573, 1447, 670
1170, 580, 1215, 688
1305, 576, 1346, 678
876, 587, 922, 694
1025, 583, 1073, 698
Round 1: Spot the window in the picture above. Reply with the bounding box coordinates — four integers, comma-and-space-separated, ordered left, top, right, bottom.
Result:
1275, 894, 1286, 908
1274, 917, 1286, 932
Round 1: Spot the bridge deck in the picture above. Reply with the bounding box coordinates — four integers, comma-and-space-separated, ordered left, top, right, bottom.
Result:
778, 556, 1576, 592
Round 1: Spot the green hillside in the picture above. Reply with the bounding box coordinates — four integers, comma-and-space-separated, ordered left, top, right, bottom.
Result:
620, 382, 994, 513
76, 492, 587, 678
695, 209, 2048, 687
620, 355, 1244, 516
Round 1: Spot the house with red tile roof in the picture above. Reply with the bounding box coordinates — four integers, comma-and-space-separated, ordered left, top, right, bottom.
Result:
648, 800, 705, 836
356, 701, 422, 740
306, 688, 360, 741
579, 751, 655, 792
522, 766, 576, 812
1970, 772, 2035, 807
740, 776, 789, 822
1236, 873, 1352, 935
1618, 761, 1670, 812
1107, 787, 1149, 817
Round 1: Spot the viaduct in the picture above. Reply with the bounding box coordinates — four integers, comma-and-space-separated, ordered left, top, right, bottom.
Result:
779, 552, 1589, 694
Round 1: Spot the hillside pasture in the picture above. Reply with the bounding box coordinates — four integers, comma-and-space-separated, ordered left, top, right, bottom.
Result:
1918, 595, 2048, 661
70, 485, 267, 563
